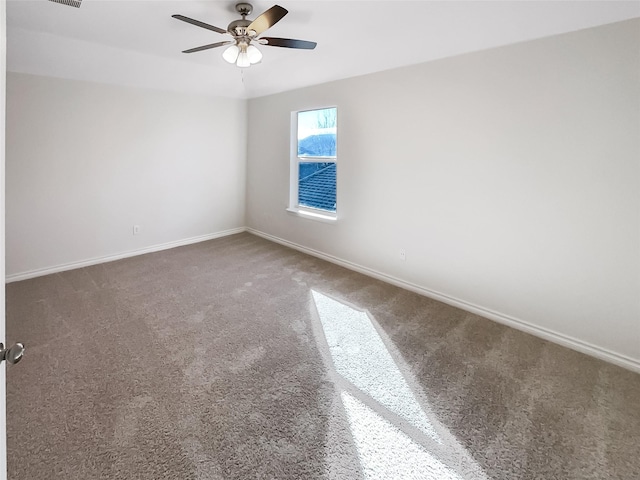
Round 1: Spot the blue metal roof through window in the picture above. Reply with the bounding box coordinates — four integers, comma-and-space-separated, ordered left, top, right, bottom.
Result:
298, 163, 336, 212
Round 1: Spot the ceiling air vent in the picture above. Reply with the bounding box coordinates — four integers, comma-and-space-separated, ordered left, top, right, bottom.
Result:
49, 0, 82, 7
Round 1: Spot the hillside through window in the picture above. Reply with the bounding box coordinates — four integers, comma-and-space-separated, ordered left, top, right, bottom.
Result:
294, 107, 337, 215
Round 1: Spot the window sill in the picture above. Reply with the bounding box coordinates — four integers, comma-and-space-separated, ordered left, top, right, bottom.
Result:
286, 207, 337, 224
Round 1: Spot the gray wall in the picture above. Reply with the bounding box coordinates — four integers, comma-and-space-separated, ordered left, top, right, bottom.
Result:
6, 73, 247, 277
246, 20, 640, 368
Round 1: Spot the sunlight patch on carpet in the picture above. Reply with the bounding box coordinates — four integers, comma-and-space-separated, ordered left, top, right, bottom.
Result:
341, 392, 461, 480
312, 290, 487, 480
312, 290, 439, 442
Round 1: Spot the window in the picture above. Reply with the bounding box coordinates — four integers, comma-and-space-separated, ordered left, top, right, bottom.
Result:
289, 107, 337, 220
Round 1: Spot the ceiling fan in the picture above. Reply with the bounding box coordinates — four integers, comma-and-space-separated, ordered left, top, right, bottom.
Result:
172, 3, 317, 68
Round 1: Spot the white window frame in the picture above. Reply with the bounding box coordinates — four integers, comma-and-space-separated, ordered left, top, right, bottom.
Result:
287, 107, 338, 222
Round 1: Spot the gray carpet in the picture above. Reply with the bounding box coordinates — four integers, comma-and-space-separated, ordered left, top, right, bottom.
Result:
6, 232, 640, 479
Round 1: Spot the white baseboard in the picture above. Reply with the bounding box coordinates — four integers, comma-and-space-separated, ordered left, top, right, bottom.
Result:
6, 227, 247, 283
247, 228, 640, 374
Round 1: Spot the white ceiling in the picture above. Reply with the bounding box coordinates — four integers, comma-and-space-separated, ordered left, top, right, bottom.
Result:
7, 0, 640, 99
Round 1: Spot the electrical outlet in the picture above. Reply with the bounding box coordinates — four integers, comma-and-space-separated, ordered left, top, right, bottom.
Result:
133, 225, 141, 235
399, 249, 406, 261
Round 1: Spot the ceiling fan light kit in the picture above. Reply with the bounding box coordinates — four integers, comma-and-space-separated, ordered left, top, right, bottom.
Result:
223, 43, 263, 67
173, 3, 316, 69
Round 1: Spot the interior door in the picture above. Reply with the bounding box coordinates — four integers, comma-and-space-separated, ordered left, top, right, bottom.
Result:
1, 0, 7, 478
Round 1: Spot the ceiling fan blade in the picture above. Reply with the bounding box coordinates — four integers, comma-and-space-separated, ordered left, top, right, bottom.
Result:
261, 37, 317, 49
247, 5, 288, 36
182, 41, 233, 54
172, 14, 227, 35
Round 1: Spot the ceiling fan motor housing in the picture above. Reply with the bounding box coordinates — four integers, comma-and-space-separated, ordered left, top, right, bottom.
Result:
228, 18, 252, 37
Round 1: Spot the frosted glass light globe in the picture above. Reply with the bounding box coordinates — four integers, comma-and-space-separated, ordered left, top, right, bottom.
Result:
222, 45, 239, 64
247, 45, 263, 64
236, 51, 250, 68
